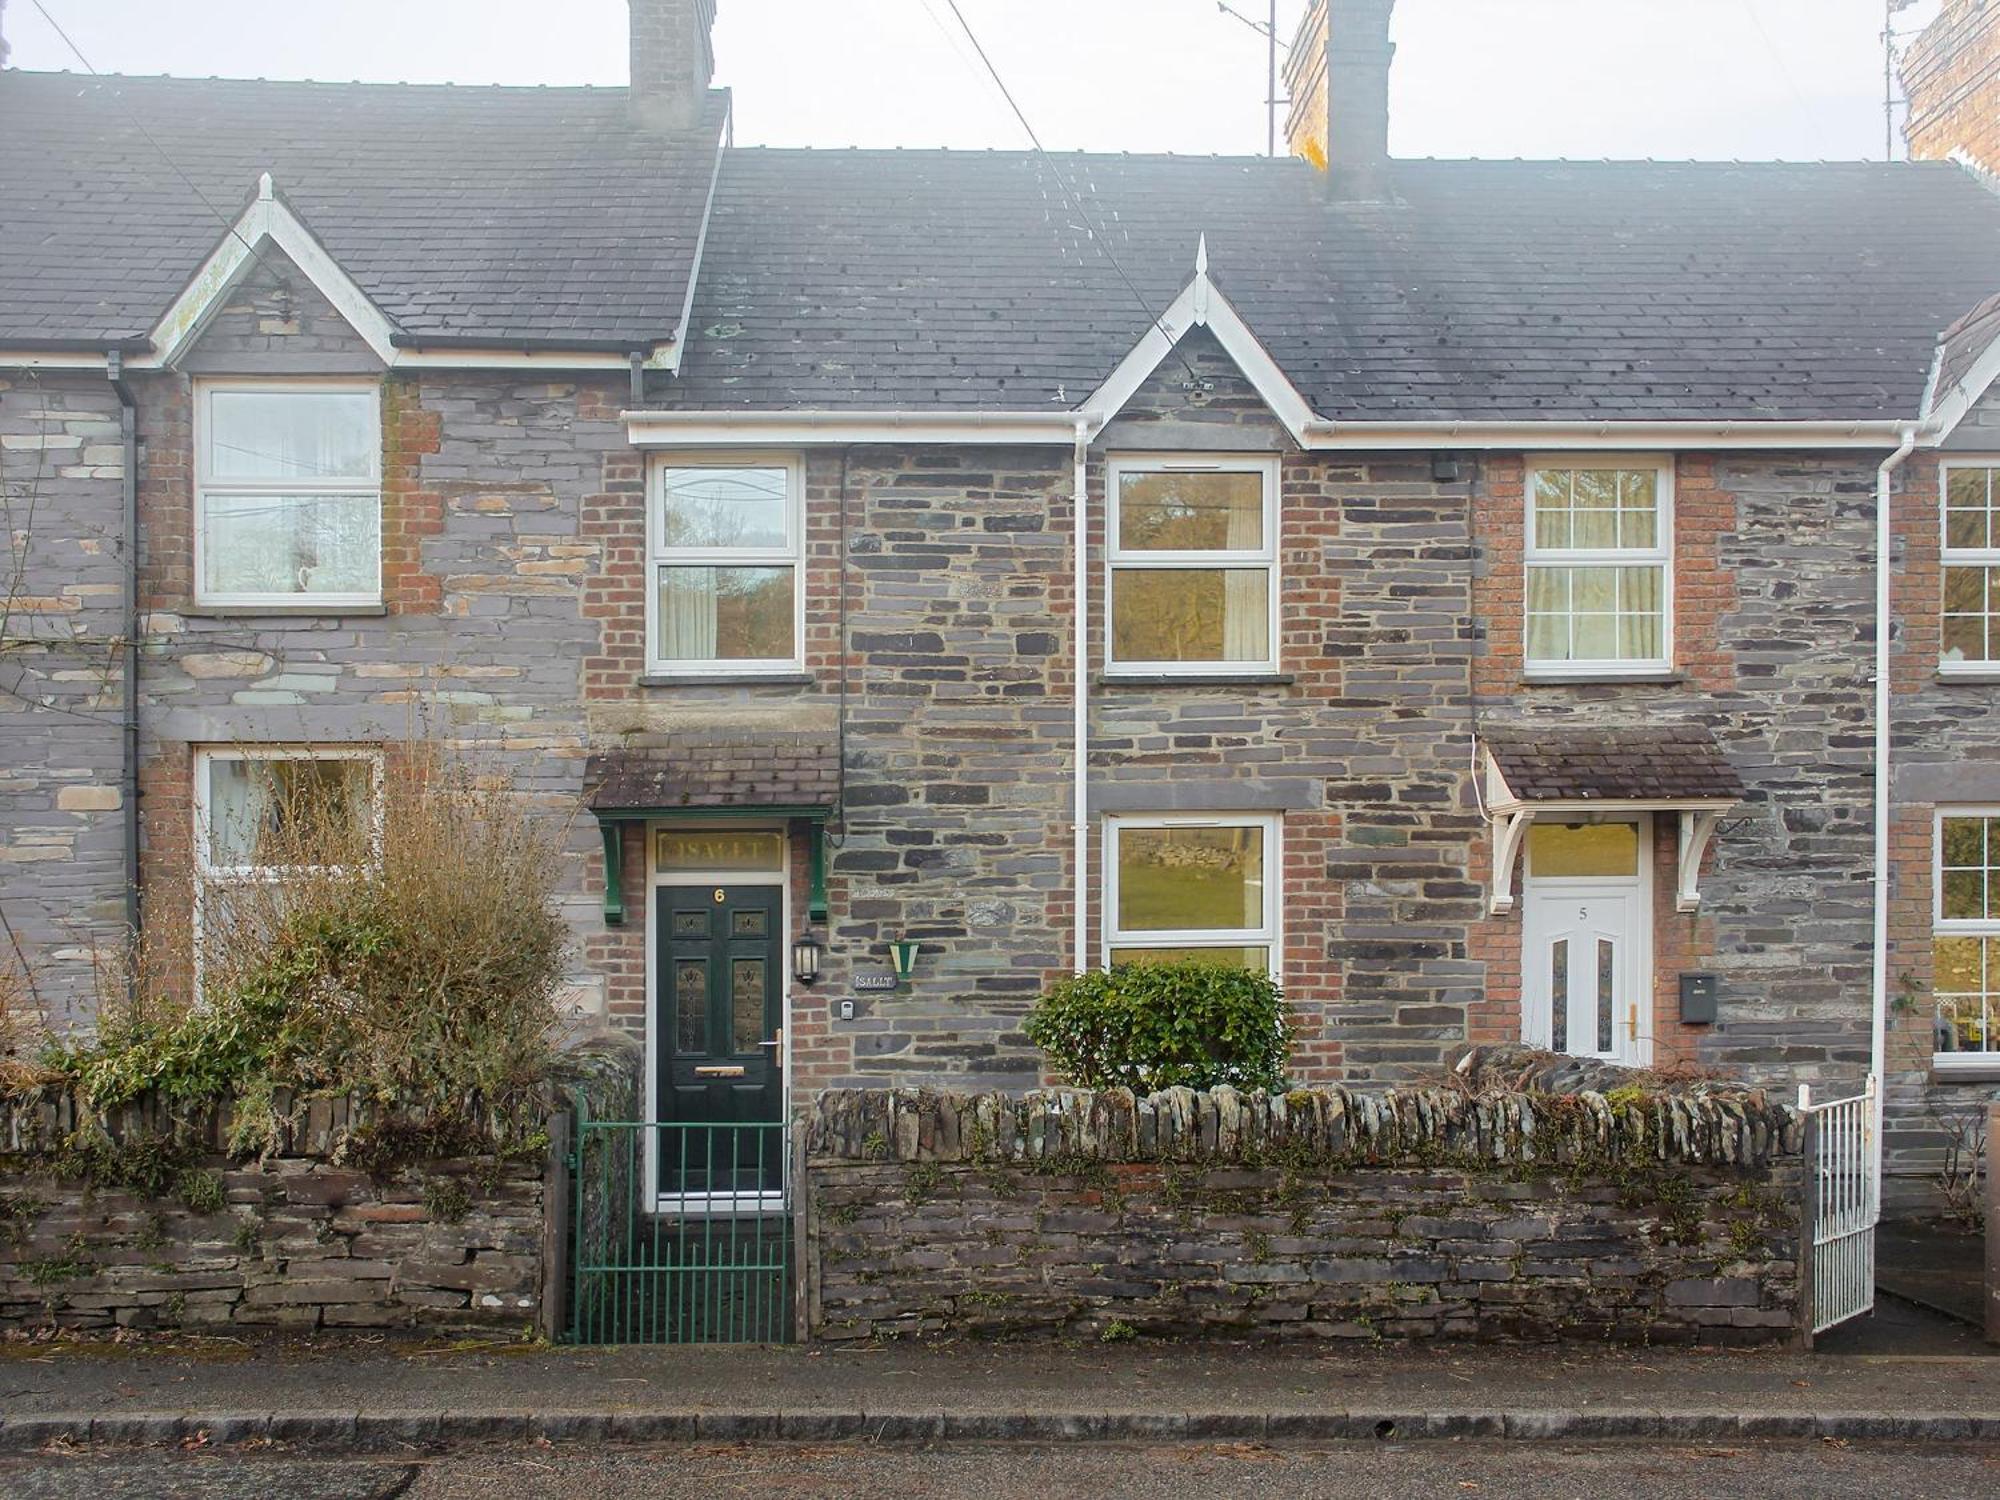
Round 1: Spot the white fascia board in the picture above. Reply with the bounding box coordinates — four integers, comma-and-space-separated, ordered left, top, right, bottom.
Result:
623, 410, 1085, 446
0, 344, 669, 374
1076, 263, 1317, 445
1300, 419, 1929, 451
1923, 328, 2000, 446
1481, 795, 1739, 817
146, 176, 402, 367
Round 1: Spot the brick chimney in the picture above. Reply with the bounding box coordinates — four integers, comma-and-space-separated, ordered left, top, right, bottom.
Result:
1903, 0, 1999, 173
1282, 0, 1396, 184
630, 0, 716, 132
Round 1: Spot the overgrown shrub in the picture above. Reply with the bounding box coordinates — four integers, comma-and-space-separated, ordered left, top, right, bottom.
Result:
1023, 961, 1291, 1094
43, 738, 573, 1153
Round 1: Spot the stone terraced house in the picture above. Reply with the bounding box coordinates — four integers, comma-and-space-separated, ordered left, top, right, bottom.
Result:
5, 0, 2000, 1208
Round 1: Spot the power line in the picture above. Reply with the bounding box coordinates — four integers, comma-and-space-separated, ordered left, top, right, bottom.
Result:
937, 0, 1200, 383
28, 0, 288, 290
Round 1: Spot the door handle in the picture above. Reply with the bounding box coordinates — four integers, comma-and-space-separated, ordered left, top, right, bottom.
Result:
757, 1028, 784, 1050
1627, 1004, 1638, 1042
694, 1064, 746, 1078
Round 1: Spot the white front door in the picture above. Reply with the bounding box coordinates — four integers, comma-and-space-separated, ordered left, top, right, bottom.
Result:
1520, 819, 1651, 1067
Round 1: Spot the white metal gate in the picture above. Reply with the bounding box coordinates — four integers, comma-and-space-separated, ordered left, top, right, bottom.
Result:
1797, 1076, 1879, 1339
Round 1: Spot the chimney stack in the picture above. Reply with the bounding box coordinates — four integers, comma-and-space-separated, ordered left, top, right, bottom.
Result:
1283, 1, 1396, 187
629, 0, 716, 132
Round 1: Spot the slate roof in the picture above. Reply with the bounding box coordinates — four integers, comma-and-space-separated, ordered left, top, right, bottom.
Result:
0, 70, 726, 349
586, 735, 839, 813
5, 69, 2000, 422
669, 149, 2000, 422
1481, 725, 1745, 804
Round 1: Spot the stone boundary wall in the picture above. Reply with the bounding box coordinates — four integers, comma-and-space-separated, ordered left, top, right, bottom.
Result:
0, 1088, 555, 1334
805, 1086, 1803, 1346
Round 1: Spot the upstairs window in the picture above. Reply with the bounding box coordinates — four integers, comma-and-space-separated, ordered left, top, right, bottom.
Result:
1942, 463, 2000, 673
1106, 456, 1278, 675
195, 383, 381, 608
1935, 809, 2000, 1066
1525, 458, 1672, 676
649, 458, 803, 674
1104, 814, 1280, 975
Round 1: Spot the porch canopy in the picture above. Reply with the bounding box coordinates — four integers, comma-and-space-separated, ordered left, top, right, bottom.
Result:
585, 731, 839, 925
1479, 724, 1745, 916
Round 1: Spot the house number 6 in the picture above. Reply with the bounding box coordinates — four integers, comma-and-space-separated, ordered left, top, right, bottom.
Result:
714, 888, 726, 904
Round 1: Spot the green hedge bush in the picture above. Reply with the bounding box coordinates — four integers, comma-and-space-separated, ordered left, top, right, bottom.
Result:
1023, 961, 1291, 1094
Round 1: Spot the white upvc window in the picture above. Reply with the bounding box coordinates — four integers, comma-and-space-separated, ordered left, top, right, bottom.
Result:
1934, 807, 2000, 1068
192, 746, 382, 998
1103, 813, 1281, 976
194, 746, 382, 879
1105, 455, 1279, 675
194, 381, 382, 608
647, 455, 804, 675
1941, 460, 2000, 674
1524, 456, 1673, 676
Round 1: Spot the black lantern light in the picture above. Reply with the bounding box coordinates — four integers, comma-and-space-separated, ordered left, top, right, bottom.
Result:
791, 931, 825, 986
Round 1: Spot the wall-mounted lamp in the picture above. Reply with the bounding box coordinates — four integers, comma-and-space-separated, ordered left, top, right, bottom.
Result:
888, 938, 921, 985
791, 931, 825, 987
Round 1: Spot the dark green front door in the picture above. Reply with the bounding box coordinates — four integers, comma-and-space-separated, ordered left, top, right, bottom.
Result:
657, 884, 783, 1198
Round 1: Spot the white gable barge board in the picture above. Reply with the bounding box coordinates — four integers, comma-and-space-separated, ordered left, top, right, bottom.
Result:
0, 175, 679, 375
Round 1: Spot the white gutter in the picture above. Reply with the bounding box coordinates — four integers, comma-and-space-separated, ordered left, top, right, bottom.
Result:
1298, 419, 1927, 452
623, 410, 1081, 447
1072, 419, 1092, 975
1871, 424, 1920, 1175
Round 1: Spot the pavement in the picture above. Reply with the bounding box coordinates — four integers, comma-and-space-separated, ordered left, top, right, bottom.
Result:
10, 1438, 2000, 1500
1876, 1217, 1986, 1328
6, 1325, 2000, 1451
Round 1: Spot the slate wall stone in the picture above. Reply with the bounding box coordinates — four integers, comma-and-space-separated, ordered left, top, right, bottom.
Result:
0, 1087, 553, 1333
0, 371, 130, 1018
804, 1086, 1802, 1345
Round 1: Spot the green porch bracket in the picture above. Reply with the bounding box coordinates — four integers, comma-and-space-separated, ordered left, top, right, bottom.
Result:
599, 819, 626, 926
590, 805, 831, 928
808, 819, 828, 924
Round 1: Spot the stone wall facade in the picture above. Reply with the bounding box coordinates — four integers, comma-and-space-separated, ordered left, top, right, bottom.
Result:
804, 1087, 1802, 1345
4, 250, 1998, 1212
0, 1092, 547, 1333
0, 370, 130, 1016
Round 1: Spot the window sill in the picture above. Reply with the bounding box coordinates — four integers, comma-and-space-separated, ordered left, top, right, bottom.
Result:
1936, 668, 2000, 684
1097, 672, 1294, 688
1521, 670, 1685, 687
1931, 1055, 2000, 1082
186, 603, 387, 619
638, 672, 816, 689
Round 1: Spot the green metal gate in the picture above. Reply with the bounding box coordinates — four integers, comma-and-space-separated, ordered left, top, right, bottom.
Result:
564, 1103, 794, 1344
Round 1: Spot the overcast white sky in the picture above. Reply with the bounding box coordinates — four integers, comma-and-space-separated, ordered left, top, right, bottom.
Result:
2, 0, 1945, 161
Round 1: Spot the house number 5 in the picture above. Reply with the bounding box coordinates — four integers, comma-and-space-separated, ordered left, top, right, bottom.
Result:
1578, 906, 1589, 921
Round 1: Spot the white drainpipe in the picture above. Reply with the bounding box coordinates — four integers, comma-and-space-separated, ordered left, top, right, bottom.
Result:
1871, 425, 1919, 1170
1072, 420, 1092, 974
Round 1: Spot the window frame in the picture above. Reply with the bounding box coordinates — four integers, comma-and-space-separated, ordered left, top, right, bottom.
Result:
192, 378, 384, 611
1101, 811, 1282, 978
644, 452, 806, 677
1523, 453, 1675, 679
193, 745, 385, 882
1103, 453, 1281, 677
1932, 805, 2000, 1069
1939, 458, 2000, 677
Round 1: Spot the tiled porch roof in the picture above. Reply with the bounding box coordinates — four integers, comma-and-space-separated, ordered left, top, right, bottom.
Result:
1481, 724, 1745, 804
585, 733, 839, 814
